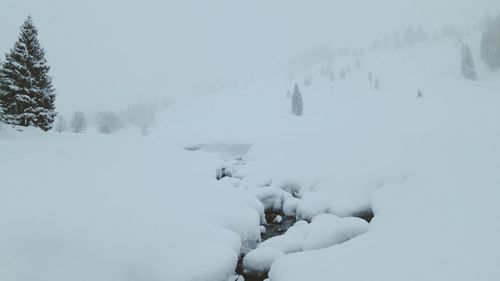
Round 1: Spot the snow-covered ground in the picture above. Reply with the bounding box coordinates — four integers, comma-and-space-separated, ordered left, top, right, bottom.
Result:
0, 129, 263, 281
2, 31, 500, 281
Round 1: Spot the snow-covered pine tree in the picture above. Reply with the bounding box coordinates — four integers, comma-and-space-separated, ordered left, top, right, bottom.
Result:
291, 84, 303, 116
328, 70, 335, 82
404, 26, 417, 47
480, 14, 500, 71
339, 68, 347, 79
0, 16, 56, 131
374, 78, 380, 91
303, 74, 313, 87
355, 57, 361, 70
461, 44, 478, 80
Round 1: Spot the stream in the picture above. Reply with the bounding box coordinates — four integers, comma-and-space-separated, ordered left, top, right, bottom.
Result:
234, 209, 297, 281
233, 208, 373, 281
186, 144, 374, 281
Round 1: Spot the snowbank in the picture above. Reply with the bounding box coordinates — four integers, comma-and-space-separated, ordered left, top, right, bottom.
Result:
0, 130, 262, 281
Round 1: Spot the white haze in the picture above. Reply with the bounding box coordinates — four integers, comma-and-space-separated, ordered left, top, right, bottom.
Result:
1, 0, 499, 113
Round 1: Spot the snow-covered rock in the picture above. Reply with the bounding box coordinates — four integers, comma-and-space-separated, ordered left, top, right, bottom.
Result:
295, 192, 330, 221
282, 197, 300, 216
250, 187, 292, 211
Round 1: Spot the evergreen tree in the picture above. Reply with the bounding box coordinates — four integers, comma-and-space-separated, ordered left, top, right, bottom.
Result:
303, 74, 313, 87
355, 57, 361, 70
480, 14, 500, 71
339, 68, 347, 79
328, 70, 335, 82
291, 84, 303, 116
374, 78, 380, 91
0, 16, 56, 131
404, 26, 417, 47
461, 44, 478, 80
417, 26, 428, 43
368, 72, 373, 83
418, 89, 423, 98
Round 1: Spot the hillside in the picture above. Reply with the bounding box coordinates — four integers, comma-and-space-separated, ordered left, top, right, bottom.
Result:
1, 28, 500, 281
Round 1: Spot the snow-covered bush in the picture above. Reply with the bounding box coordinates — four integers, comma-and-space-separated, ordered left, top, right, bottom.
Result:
96, 111, 122, 134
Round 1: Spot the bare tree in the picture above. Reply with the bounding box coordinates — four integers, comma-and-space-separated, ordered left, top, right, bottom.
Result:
461, 44, 478, 80
70, 111, 87, 133
54, 115, 67, 133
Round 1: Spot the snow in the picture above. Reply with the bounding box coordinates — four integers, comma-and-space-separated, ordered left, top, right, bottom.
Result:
282, 197, 300, 216
259, 224, 308, 254
242, 247, 285, 275
295, 192, 330, 221
302, 215, 368, 251
0, 128, 262, 281
2, 29, 500, 281
258, 214, 368, 255
273, 215, 283, 224
249, 187, 292, 212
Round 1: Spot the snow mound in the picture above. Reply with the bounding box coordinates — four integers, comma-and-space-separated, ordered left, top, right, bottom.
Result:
243, 247, 285, 275
302, 214, 369, 251
259, 214, 368, 254
295, 192, 330, 221
282, 197, 300, 216
250, 187, 293, 211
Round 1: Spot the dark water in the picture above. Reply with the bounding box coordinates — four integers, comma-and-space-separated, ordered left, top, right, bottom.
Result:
353, 209, 374, 223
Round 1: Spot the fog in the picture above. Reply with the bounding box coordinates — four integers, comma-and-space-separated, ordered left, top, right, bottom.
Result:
1, 0, 498, 113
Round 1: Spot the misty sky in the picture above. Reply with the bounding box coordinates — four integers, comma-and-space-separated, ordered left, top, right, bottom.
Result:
1, 0, 499, 114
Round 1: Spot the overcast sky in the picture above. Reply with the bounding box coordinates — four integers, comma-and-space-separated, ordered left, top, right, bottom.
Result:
1, 0, 499, 113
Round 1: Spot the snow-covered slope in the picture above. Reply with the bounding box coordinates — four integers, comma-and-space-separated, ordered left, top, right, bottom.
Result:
154, 33, 500, 281
1, 31, 500, 281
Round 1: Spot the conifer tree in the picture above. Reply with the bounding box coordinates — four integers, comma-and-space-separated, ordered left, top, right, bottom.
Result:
291, 84, 303, 116
339, 68, 347, 79
480, 14, 500, 71
374, 78, 380, 91
0, 16, 56, 131
461, 44, 478, 80
328, 70, 335, 82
